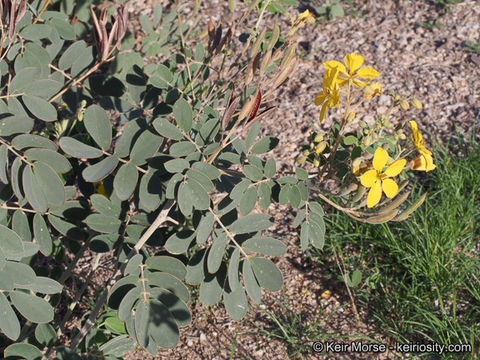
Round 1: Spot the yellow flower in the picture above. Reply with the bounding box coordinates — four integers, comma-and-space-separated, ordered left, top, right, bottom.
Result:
288, 10, 315, 36
323, 53, 380, 87
363, 82, 382, 100
360, 147, 406, 208
314, 67, 340, 122
408, 120, 436, 172
94, 180, 108, 197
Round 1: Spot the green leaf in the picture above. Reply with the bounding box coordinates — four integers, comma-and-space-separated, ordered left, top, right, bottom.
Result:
177, 182, 193, 216
199, 264, 226, 306
84, 105, 112, 150
0, 115, 33, 136
196, 212, 214, 245
257, 182, 271, 210
0, 224, 24, 258
264, 158, 276, 178
11, 158, 24, 200
250, 137, 279, 154
186, 169, 214, 191
351, 269, 362, 287
12, 134, 57, 151
309, 201, 325, 216
173, 98, 192, 132
185, 249, 206, 285
4, 343, 42, 360
22, 95, 57, 122
243, 165, 263, 181
289, 185, 301, 208
138, 169, 164, 212
170, 141, 196, 157
134, 301, 149, 348
295, 167, 308, 181
250, 257, 282, 291
164, 158, 189, 173
149, 64, 173, 89
118, 287, 141, 321
191, 162, 220, 179
224, 283, 248, 320
114, 118, 147, 158
207, 232, 228, 273
308, 214, 325, 249
113, 162, 138, 200
0, 292, 20, 340
58, 41, 88, 70
187, 179, 210, 210
125, 254, 143, 276
86, 214, 122, 234
0, 145, 8, 184
26, 79, 64, 99
148, 272, 189, 303
228, 248, 241, 292
99, 334, 135, 356
153, 117, 183, 140
59, 137, 103, 159
239, 186, 257, 215
343, 135, 357, 145
82, 156, 119, 182
105, 316, 126, 334
10, 290, 54, 323
23, 166, 47, 213
243, 237, 286, 256
245, 121, 260, 150
12, 210, 30, 242
278, 184, 290, 205
91, 194, 122, 217
230, 179, 251, 199
242, 259, 261, 303
25, 148, 72, 174
165, 230, 195, 254
148, 299, 180, 348
20, 24, 51, 40
146, 256, 186, 279
229, 214, 273, 234
35, 323, 57, 347
292, 209, 306, 228
34, 162, 66, 208
50, 18, 75, 40
18, 276, 62, 294
129, 131, 163, 165
330, 4, 344, 17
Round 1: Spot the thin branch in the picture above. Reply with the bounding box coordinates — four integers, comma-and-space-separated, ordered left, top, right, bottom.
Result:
69, 199, 174, 350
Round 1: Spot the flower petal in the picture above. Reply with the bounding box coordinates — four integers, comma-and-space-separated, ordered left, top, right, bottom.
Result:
366, 181, 382, 208
384, 159, 406, 177
344, 53, 363, 75
424, 153, 436, 172
382, 178, 398, 198
314, 92, 327, 106
323, 60, 346, 74
356, 67, 380, 79
410, 156, 426, 171
360, 169, 378, 187
373, 147, 388, 171
319, 102, 328, 122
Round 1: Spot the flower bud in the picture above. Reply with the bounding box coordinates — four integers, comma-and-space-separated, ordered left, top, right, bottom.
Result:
394, 95, 401, 101
313, 159, 320, 168
315, 141, 327, 154
309, 142, 314, 149
399, 134, 406, 140
411, 98, 423, 109
303, 149, 310, 156
399, 100, 409, 111
347, 112, 356, 123
372, 133, 378, 140
313, 133, 324, 143
362, 136, 372, 147
297, 156, 307, 165
359, 121, 368, 128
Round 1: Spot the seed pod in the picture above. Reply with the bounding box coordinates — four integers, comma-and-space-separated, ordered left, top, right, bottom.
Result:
411, 98, 423, 109
338, 183, 358, 197
399, 100, 410, 111
238, 95, 255, 121
352, 184, 366, 202
377, 190, 411, 215
365, 209, 399, 224
394, 192, 427, 221
268, 23, 280, 51
245, 52, 261, 86
260, 49, 272, 75
250, 27, 267, 58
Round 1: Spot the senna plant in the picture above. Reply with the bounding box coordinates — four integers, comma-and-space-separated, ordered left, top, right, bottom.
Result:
0, 0, 435, 358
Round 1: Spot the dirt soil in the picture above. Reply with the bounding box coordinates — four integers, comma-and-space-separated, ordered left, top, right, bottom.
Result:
123, 0, 480, 359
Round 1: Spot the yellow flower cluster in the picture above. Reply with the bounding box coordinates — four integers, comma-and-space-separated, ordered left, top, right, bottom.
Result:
315, 53, 380, 122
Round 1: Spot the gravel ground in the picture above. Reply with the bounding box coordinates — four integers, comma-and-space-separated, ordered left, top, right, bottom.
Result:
123, 1, 480, 359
